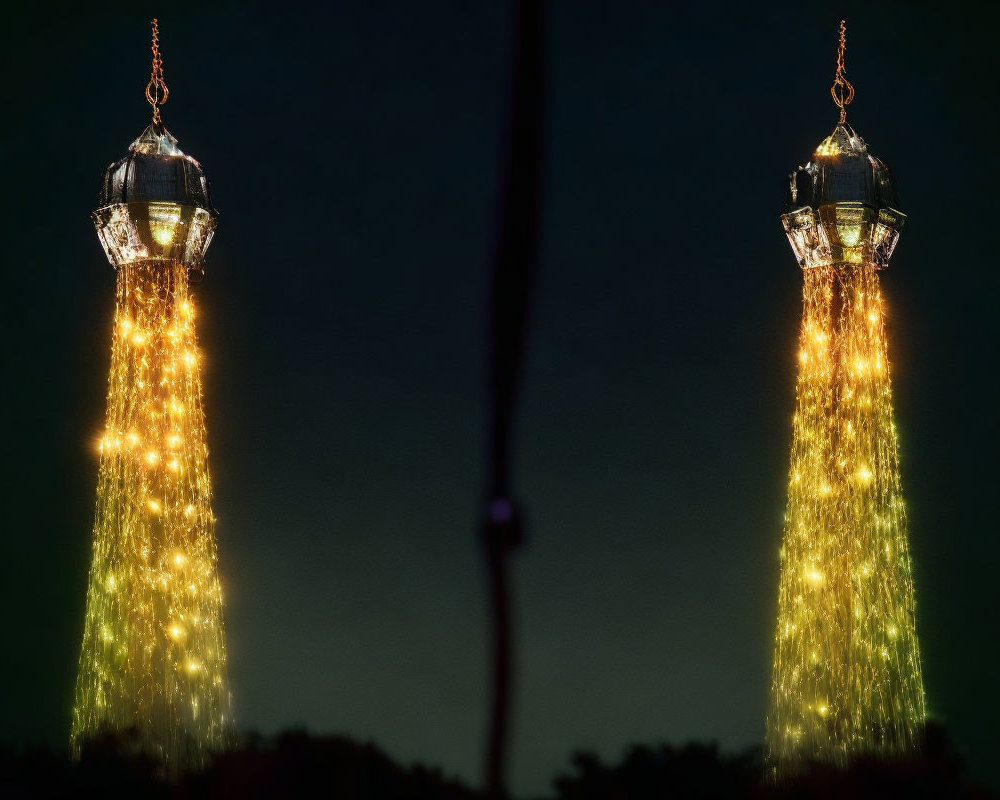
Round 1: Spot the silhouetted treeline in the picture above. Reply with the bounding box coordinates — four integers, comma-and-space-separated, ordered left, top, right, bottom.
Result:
0, 729, 476, 799
1, 724, 995, 798
552, 724, 997, 799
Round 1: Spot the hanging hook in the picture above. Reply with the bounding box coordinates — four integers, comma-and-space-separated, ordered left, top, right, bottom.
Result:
830, 20, 854, 124
145, 19, 170, 125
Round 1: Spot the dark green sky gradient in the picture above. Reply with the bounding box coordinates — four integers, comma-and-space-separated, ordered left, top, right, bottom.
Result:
0, 1, 997, 796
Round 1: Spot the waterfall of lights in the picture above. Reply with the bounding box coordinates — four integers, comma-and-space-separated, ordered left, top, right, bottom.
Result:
71, 261, 231, 773
767, 258, 926, 774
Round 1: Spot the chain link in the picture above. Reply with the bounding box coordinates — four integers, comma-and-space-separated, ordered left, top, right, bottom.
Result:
830, 20, 854, 124
144, 19, 170, 125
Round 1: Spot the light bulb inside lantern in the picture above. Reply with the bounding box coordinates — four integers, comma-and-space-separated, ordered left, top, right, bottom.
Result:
147, 202, 182, 247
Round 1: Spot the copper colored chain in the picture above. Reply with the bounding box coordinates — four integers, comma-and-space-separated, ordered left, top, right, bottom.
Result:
830, 20, 854, 124
145, 19, 169, 124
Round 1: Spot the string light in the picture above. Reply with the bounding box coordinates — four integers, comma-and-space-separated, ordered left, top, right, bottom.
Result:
71, 20, 231, 777
766, 23, 925, 778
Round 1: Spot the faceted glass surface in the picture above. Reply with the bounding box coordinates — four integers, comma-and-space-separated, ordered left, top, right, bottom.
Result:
94, 203, 216, 270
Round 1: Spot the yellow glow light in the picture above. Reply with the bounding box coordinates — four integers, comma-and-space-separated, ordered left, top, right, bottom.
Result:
837, 224, 862, 248
815, 137, 840, 157
147, 202, 181, 248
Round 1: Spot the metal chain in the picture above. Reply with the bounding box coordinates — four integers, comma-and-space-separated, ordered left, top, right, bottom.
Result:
830, 19, 854, 124
145, 19, 169, 125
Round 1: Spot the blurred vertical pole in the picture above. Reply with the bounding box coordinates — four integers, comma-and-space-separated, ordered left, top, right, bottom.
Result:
482, 0, 545, 798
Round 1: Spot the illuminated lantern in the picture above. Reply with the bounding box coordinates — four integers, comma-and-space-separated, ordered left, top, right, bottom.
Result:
93, 123, 216, 279
71, 20, 232, 775
783, 123, 904, 272
766, 22, 926, 778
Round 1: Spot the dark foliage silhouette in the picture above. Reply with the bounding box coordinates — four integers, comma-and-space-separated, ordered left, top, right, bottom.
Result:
1, 724, 995, 798
0, 729, 476, 799
551, 724, 997, 800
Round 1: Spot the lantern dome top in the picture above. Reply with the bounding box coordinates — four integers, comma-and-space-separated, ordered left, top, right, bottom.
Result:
787, 123, 900, 214
96, 122, 217, 216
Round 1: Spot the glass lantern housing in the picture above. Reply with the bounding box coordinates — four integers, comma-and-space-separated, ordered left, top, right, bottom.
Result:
93, 123, 217, 276
782, 124, 904, 271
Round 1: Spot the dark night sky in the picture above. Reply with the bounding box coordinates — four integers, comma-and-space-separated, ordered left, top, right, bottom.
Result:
1, 1, 998, 796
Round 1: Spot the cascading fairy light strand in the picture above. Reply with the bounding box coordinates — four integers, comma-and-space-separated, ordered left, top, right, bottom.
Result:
835, 265, 924, 750
766, 22, 926, 777
769, 266, 840, 760
71, 21, 232, 775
